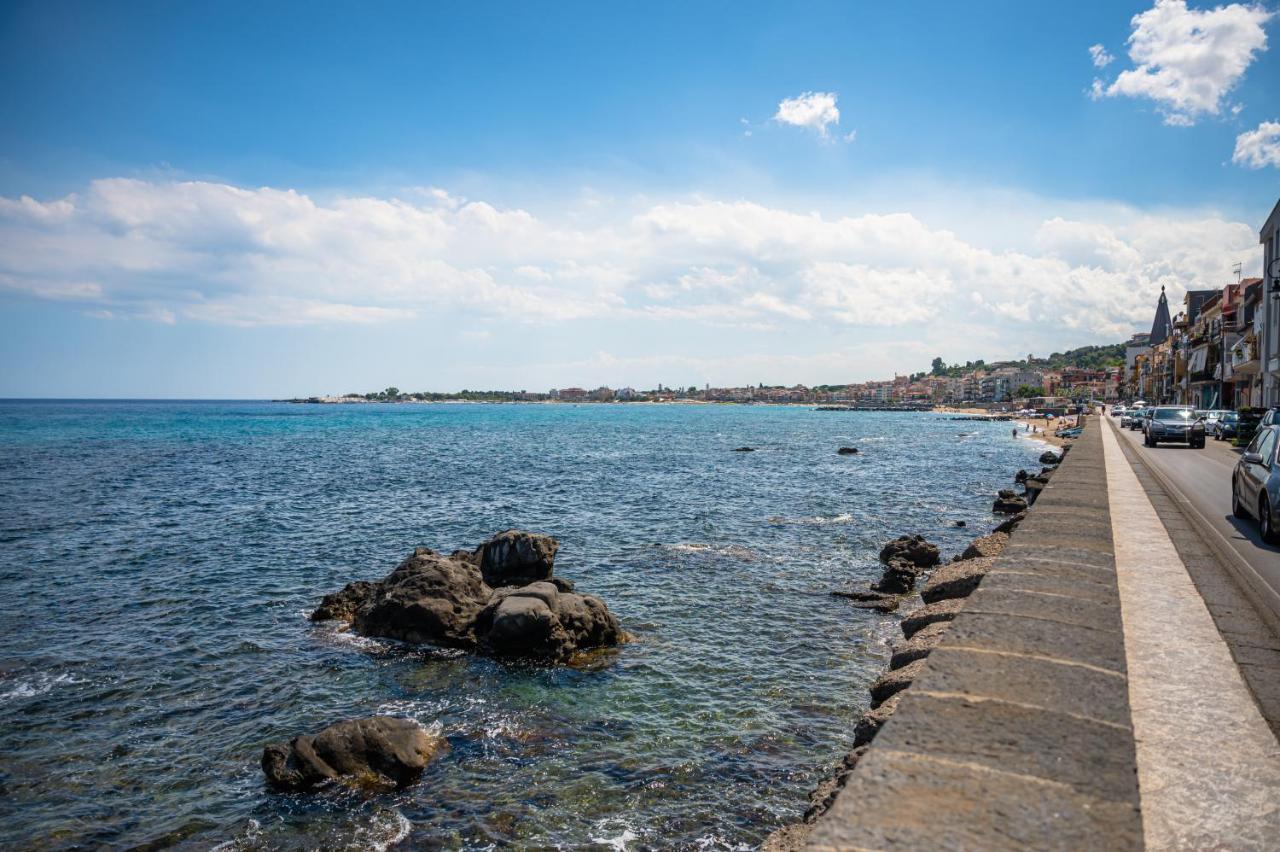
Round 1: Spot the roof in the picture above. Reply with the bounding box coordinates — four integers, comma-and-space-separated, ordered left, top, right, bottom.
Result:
1149, 288, 1173, 345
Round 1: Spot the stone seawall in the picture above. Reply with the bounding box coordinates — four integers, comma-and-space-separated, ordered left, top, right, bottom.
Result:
807, 416, 1145, 850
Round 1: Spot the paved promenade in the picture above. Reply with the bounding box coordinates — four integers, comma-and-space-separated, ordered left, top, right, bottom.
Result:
809, 416, 1280, 851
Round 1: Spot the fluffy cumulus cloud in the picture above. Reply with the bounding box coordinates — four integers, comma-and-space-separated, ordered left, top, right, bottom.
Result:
1233, 120, 1280, 168
1091, 0, 1272, 126
1089, 44, 1115, 68
773, 91, 844, 139
0, 178, 1259, 347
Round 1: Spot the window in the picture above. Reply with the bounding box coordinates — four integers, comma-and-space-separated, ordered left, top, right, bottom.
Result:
1258, 430, 1278, 468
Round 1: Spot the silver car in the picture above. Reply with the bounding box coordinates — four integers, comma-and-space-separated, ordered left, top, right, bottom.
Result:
1143, 406, 1205, 448
1233, 425, 1280, 544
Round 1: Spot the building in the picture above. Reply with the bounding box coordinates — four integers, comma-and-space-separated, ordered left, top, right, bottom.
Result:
1261, 199, 1280, 406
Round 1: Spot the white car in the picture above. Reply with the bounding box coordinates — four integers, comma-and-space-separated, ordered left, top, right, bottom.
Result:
1112, 405, 1127, 418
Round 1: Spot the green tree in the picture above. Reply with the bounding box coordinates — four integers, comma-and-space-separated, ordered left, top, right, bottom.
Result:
930, 356, 946, 376
1014, 385, 1045, 399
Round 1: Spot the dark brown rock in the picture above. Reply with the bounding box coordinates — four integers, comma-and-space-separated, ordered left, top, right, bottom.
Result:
878, 535, 941, 568
478, 529, 559, 587
872, 558, 923, 594
831, 588, 900, 612
837, 447, 859, 455
312, 533, 622, 663
993, 490, 1029, 514
350, 550, 493, 648
994, 511, 1027, 534
261, 716, 445, 791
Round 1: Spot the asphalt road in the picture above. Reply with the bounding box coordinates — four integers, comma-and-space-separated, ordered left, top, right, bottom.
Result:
1108, 416, 1280, 624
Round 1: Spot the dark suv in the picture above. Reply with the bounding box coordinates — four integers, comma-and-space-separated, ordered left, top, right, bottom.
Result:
1143, 406, 1205, 448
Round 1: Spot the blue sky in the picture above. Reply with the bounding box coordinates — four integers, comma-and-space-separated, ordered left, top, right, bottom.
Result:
1, 0, 1278, 397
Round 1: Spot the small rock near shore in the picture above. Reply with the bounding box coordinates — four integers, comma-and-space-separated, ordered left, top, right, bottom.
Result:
889, 620, 952, 669
921, 556, 994, 604
992, 489, 1028, 514
869, 658, 928, 707
261, 716, 445, 792
960, 532, 1008, 561
1039, 450, 1063, 465
877, 535, 941, 568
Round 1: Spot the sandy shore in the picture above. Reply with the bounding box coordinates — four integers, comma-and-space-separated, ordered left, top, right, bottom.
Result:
1013, 417, 1078, 448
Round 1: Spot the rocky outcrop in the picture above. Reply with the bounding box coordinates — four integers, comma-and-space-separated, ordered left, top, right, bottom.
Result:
994, 511, 1027, 535
877, 535, 940, 568
1039, 450, 1063, 465
852, 691, 903, 747
837, 447, 860, 455
871, 558, 923, 595
478, 529, 557, 588
992, 489, 1028, 514
261, 716, 445, 792
312, 531, 623, 663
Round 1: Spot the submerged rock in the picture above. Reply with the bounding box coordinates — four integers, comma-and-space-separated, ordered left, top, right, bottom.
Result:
877, 535, 941, 568
831, 588, 900, 612
261, 716, 445, 792
732, 446, 756, 452
312, 531, 623, 663
837, 447, 859, 455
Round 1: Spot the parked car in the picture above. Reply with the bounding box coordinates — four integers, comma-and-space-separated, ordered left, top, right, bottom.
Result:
1261, 407, 1280, 428
1232, 425, 1280, 544
1236, 408, 1266, 446
1198, 409, 1232, 432
1212, 411, 1239, 441
1143, 406, 1205, 448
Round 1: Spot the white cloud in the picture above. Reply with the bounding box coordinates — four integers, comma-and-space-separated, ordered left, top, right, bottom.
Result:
1089, 44, 1115, 67
1233, 120, 1280, 168
774, 91, 843, 139
1093, 0, 1272, 125
0, 178, 1259, 355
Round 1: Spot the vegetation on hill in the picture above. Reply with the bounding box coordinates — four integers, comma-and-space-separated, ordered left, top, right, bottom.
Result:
930, 343, 1125, 377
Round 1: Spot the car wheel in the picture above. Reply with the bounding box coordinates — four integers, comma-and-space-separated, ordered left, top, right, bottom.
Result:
1233, 481, 1248, 519
1261, 495, 1280, 545
1192, 439, 1204, 449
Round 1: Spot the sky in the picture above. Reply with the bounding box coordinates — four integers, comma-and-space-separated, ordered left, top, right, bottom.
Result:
1, 0, 1278, 398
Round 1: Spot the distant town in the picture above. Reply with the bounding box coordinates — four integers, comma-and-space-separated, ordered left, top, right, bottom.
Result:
291, 343, 1133, 408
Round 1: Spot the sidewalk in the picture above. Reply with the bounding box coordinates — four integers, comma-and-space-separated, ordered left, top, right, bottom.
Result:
1100, 419, 1280, 849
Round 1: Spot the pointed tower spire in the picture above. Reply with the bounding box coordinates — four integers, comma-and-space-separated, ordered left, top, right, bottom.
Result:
1148, 285, 1172, 345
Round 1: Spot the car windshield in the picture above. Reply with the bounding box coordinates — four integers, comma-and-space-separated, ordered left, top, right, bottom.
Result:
1224, 412, 1238, 422
1153, 408, 1194, 421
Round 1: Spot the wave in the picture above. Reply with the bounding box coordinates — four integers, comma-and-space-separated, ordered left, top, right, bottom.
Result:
0, 671, 84, 704
767, 513, 854, 526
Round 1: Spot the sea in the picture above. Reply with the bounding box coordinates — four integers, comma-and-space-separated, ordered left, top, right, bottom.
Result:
0, 400, 1048, 850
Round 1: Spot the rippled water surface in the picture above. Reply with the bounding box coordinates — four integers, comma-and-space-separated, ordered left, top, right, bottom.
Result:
0, 401, 1046, 849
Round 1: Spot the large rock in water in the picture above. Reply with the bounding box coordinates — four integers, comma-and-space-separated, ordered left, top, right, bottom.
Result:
261, 716, 445, 791
479, 529, 558, 587
311, 531, 623, 663
877, 535, 941, 568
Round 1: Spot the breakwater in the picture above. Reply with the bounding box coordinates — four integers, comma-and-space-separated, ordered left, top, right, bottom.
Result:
780, 417, 1146, 850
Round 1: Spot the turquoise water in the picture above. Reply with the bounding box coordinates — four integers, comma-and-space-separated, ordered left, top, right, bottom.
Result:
0, 401, 1045, 849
